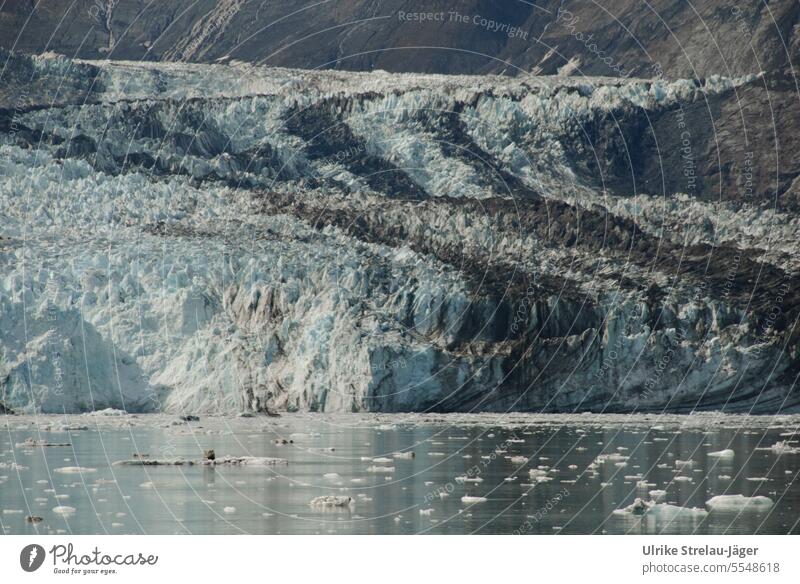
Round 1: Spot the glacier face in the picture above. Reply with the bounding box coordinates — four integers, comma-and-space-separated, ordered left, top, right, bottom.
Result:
0, 53, 798, 414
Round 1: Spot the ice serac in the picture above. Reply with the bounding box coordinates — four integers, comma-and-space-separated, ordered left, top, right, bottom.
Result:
1, 53, 798, 414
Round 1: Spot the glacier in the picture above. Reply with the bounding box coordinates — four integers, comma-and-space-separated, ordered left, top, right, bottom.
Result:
0, 52, 798, 414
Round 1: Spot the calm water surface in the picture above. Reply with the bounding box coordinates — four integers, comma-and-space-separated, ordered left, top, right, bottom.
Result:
1, 413, 798, 534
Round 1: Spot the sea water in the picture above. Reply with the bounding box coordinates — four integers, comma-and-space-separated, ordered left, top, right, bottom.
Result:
1, 412, 798, 534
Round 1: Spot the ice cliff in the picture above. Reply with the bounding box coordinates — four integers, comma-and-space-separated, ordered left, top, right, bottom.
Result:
1, 53, 798, 414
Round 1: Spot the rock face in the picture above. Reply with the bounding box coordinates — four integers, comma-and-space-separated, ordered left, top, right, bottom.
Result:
0, 52, 798, 414
1, 1, 798, 80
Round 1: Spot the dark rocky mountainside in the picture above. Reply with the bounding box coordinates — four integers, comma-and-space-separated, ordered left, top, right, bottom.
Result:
1, 0, 798, 79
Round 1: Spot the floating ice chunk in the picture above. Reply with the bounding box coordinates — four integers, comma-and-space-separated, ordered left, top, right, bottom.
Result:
223, 506, 236, 514
455, 475, 483, 483
52, 506, 76, 516
613, 498, 652, 516
309, 496, 353, 508
323, 473, 342, 481
707, 449, 734, 459
614, 498, 707, 519
649, 490, 667, 502
595, 453, 628, 464
366, 465, 395, 473
528, 469, 551, 483
706, 495, 774, 511
372, 457, 393, 463
54, 467, 96, 474
509, 456, 528, 464
461, 496, 487, 504
419, 508, 434, 516
393, 452, 415, 459
770, 441, 800, 455
647, 504, 708, 520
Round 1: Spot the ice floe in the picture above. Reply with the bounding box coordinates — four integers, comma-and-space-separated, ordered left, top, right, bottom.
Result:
705, 495, 774, 511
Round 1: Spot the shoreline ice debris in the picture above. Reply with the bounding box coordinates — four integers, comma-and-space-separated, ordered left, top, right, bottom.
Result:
113, 456, 287, 466
705, 495, 774, 511
309, 496, 353, 508
15, 438, 71, 448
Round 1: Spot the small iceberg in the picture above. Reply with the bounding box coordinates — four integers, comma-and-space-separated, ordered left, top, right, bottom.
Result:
52, 506, 76, 516
770, 441, 800, 455
706, 495, 774, 511
54, 466, 97, 474
309, 496, 353, 508
613, 498, 707, 519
